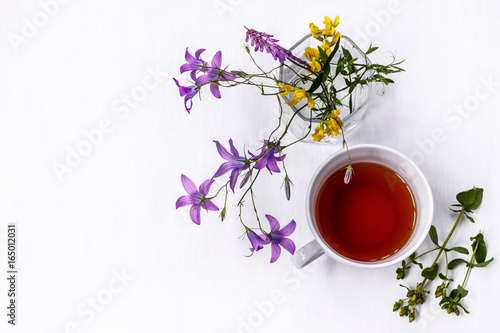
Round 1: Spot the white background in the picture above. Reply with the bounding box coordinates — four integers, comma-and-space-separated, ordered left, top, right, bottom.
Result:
1, 0, 500, 332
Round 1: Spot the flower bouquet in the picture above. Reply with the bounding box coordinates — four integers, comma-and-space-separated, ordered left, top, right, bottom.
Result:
174, 16, 404, 263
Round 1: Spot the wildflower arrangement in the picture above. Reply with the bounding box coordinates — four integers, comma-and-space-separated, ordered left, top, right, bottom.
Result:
174, 16, 404, 263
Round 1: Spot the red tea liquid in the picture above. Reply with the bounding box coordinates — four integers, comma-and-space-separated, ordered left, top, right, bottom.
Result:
315, 162, 416, 262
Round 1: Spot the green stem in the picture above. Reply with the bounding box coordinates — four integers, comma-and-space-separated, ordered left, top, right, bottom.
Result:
462, 233, 480, 287
422, 207, 465, 286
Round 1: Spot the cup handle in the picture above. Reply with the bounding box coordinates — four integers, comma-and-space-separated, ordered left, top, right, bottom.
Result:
291, 240, 325, 269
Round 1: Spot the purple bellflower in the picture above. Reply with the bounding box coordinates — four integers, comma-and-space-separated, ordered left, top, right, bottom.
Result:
265, 215, 296, 263
195, 51, 235, 99
213, 139, 249, 192
180, 48, 207, 81
245, 230, 270, 257
173, 78, 198, 113
175, 175, 219, 225
245, 28, 308, 67
249, 140, 286, 174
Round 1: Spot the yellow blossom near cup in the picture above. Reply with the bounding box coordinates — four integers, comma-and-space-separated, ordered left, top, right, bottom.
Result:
304, 47, 320, 62
309, 23, 321, 39
310, 60, 321, 73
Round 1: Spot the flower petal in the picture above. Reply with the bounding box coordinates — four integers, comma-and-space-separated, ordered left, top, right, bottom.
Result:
195, 48, 206, 59
278, 238, 296, 255
211, 51, 222, 68
190, 205, 201, 225
195, 74, 213, 86
266, 155, 281, 173
199, 178, 215, 196
265, 214, 280, 232
214, 140, 234, 160
175, 195, 197, 209
213, 161, 233, 178
210, 83, 221, 99
203, 200, 219, 212
184, 48, 196, 63
180, 63, 199, 74
229, 168, 239, 192
253, 153, 268, 170
228, 139, 240, 156
275, 219, 296, 237
270, 242, 282, 263
181, 174, 199, 196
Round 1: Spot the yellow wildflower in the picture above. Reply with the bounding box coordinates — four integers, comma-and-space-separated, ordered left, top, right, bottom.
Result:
329, 109, 341, 118
304, 47, 320, 62
310, 59, 321, 73
311, 125, 325, 141
320, 39, 331, 56
332, 32, 341, 44
307, 96, 315, 109
285, 88, 307, 107
322, 16, 336, 36
278, 83, 294, 96
333, 15, 340, 28
309, 23, 321, 39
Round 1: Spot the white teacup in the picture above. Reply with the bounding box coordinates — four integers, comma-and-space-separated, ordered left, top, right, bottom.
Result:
291, 144, 433, 269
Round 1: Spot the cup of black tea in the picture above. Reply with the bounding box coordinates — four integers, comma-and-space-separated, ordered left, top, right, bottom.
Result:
291, 144, 433, 269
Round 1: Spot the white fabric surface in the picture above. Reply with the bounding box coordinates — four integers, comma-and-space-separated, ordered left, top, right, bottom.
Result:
1, 0, 499, 332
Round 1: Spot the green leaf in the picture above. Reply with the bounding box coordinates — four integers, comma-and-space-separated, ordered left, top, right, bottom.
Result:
365, 45, 379, 55
421, 264, 438, 280
472, 257, 494, 268
456, 303, 470, 314
438, 273, 452, 281
307, 40, 339, 95
476, 240, 487, 263
318, 46, 328, 62
307, 74, 324, 94
456, 187, 483, 211
439, 296, 452, 305
471, 233, 486, 263
465, 213, 475, 223
468, 188, 483, 210
449, 208, 461, 213
457, 285, 469, 297
448, 258, 468, 269
322, 64, 331, 82
449, 246, 469, 255
428, 225, 439, 246
456, 188, 476, 207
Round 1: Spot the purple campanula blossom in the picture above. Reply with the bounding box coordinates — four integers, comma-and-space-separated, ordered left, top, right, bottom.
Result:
173, 78, 198, 113
175, 175, 219, 225
265, 215, 296, 263
245, 230, 270, 257
213, 139, 249, 192
249, 140, 286, 174
245, 28, 308, 67
195, 51, 235, 99
180, 48, 207, 81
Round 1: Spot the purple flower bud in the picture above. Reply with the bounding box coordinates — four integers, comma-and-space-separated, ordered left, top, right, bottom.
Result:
344, 165, 354, 184
283, 176, 292, 201
240, 171, 251, 189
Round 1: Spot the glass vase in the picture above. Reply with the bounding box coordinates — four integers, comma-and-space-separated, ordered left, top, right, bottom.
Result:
279, 35, 372, 144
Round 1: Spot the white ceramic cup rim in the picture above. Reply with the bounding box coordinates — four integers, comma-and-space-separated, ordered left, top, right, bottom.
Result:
305, 144, 434, 268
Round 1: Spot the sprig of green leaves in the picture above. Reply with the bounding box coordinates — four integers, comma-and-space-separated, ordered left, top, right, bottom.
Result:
393, 187, 493, 322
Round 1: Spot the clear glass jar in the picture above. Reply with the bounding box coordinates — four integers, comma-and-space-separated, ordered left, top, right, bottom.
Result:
279, 35, 372, 144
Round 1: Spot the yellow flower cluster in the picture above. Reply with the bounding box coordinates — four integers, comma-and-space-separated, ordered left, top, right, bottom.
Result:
279, 83, 315, 109
305, 16, 341, 73
309, 16, 340, 40
311, 109, 344, 141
